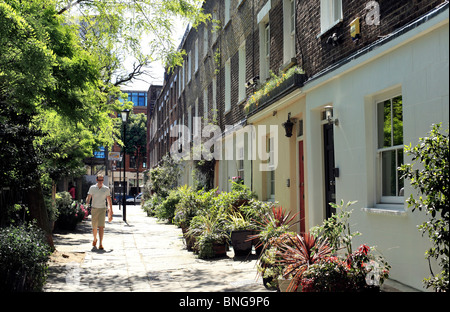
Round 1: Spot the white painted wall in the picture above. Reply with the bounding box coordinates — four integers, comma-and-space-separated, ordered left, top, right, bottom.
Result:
303, 14, 449, 290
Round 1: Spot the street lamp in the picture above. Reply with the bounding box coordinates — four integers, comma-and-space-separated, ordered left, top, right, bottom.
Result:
121, 109, 130, 222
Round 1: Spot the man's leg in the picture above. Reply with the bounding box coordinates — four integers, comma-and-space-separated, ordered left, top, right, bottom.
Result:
98, 226, 104, 248
93, 227, 98, 246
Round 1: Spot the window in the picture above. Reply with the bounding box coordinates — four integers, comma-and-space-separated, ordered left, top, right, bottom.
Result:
237, 146, 245, 181
127, 92, 147, 106
212, 76, 217, 120
194, 39, 199, 72
203, 28, 208, 58
259, 20, 270, 81
225, 59, 231, 112
265, 24, 270, 58
225, 0, 231, 26
283, 0, 296, 62
238, 42, 246, 102
377, 95, 404, 202
187, 51, 192, 82
267, 136, 275, 201
203, 88, 208, 123
320, 0, 343, 35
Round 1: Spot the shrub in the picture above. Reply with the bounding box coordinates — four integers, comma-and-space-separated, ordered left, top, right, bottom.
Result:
54, 192, 85, 230
156, 188, 183, 222
400, 123, 449, 292
142, 193, 162, 217
301, 244, 390, 292
0, 223, 52, 292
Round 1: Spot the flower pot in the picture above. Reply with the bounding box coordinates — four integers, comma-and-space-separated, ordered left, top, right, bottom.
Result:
231, 230, 253, 256
182, 229, 196, 251
278, 278, 302, 292
212, 243, 227, 257
262, 276, 278, 291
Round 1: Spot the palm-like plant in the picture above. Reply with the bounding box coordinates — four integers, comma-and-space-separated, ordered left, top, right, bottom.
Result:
275, 233, 332, 291
249, 206, 299, 251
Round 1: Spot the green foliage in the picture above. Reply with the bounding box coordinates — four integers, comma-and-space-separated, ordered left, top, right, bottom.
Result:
142, 193, 162, 217
156, 188, 183, 222
54, 192, 86, 230
311, 200, 360, 255
400, 123, 449, 292
146, 155, 181, 197
0, 222, 52, 292
301, 245, 390, 292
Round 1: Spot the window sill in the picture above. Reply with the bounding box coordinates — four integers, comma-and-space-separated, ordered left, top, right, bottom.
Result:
317, 19, 343, 38
361, 204, 407, 216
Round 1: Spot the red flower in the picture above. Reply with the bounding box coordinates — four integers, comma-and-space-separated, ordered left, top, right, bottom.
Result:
358, 244, 370, 255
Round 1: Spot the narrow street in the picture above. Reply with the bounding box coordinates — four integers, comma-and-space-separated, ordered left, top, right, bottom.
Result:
44, 204, 268, 292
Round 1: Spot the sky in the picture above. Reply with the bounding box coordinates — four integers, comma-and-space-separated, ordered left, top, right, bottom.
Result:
122, 19, 189, 91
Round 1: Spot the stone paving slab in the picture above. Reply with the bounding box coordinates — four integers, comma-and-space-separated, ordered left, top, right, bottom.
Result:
44, 204, 268, 292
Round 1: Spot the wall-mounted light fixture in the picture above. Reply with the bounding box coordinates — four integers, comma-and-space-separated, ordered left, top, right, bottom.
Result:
324, 106, 339, 126
282, 112, 295, 137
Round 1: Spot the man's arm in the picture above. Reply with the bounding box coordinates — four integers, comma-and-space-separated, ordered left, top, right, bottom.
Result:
107, 195, 113, 222
86, 194, 92, 205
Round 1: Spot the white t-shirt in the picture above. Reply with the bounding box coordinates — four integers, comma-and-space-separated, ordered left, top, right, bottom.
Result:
88, 184, 110, 208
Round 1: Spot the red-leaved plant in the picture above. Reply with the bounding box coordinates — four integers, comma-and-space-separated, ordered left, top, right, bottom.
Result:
275, 233, 332, 291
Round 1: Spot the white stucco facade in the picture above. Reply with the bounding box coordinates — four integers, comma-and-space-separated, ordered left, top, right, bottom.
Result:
301, 9, 449, 290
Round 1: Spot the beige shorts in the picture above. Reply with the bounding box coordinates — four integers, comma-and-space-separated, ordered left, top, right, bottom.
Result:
91, 208, 107, 228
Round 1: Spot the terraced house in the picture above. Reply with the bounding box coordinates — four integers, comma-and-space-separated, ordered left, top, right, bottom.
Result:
147, 0, 449, 290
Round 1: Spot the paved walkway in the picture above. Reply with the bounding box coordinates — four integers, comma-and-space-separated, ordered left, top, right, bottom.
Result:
44, 204, 268, 292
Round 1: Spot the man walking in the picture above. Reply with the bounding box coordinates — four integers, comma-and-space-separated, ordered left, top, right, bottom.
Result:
86, 174, 113, 250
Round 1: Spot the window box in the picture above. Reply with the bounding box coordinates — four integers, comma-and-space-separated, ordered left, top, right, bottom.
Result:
244, 68, 306, 115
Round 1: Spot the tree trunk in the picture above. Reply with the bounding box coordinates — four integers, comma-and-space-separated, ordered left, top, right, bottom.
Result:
25, 182, 54, 250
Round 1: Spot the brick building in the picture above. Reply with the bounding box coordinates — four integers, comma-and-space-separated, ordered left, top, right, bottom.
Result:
147, 0, 449, 290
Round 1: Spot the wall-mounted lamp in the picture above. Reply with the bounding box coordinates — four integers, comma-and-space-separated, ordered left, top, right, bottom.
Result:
324, 106, 339, 126
282, 112, 295, 137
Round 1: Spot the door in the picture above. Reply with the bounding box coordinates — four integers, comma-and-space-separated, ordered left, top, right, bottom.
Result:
323, 124, 336, 219
298, 141, 305, 233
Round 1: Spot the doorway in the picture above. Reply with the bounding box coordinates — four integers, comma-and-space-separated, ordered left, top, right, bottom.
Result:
323, 124, 336, 219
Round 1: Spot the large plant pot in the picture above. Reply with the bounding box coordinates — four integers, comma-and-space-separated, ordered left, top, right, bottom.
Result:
212, 243, 227, 257
278, 278, 302, 292
231, 230, 253, 256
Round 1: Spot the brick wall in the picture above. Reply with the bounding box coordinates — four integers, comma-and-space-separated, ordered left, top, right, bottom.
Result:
149, 0, 446, 166
296, 0, 446, 78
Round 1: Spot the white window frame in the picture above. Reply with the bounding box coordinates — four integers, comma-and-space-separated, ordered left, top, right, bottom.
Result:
225, 58, 231, 112
212, 76, 217, 120
187, 51, 192, 82
203, 27, 208, 58
238, 41, 246, 103
283, 0, 296, 63
267, 136, 275, 201
203, 88, 208, 123
194, 39, 199, 73
376, 94, 404, 204
319, 0, 343, 36
225, 0, 231, 27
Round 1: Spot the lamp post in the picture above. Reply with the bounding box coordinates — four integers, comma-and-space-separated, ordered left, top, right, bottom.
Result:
121, 109, 130, 222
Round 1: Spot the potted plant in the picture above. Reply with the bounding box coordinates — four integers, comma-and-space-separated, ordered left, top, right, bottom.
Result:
187, 208, 229, 259
226, 212, 254, 256
249, 206, 299, 290
274, 232, 332, 292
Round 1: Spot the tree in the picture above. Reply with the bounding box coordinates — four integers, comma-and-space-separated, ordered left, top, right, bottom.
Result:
115, 113, 147, 193
1, 0, 208, 249
400, 123, 449, 292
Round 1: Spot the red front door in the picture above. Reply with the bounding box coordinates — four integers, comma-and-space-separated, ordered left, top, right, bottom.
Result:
298, 141, 305, 233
